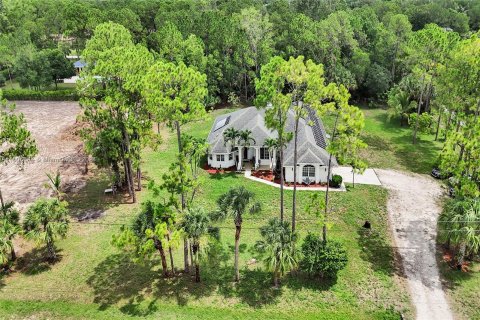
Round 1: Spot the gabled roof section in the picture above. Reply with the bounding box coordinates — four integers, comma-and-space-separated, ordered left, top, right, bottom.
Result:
207, 106, 335, 166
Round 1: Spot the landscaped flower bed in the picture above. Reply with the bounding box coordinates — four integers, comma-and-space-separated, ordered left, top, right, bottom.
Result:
202, 164, 237, 174
252, 170, 329, 188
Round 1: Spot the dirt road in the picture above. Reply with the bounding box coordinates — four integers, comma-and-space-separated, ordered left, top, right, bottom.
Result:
0, 101, 86, 209
376, 169, 453, 320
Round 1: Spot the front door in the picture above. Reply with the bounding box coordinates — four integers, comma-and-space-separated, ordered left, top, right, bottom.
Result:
243, 147, 248, 160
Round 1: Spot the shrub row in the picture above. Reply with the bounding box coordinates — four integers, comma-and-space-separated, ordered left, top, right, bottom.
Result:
2, 89, 79, 101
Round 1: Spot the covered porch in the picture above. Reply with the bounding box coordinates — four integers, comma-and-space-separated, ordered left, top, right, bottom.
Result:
236, 145, 275, 171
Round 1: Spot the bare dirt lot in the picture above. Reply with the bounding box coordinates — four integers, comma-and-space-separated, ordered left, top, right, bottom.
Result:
0, 101, 87, 210
376, 169, 453, 320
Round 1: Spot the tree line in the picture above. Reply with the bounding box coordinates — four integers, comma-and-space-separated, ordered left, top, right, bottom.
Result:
1, 0, 480, 100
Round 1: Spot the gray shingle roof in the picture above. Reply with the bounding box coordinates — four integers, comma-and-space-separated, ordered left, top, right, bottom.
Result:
207, 106, 336, 166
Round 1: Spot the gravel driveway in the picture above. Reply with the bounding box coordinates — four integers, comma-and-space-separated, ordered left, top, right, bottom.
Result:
376, 169, 453, 320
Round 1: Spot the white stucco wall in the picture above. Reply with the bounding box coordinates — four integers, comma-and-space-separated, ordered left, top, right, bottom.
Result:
208, 152, 236, 169
284, 164, 329, 184
259, 159, 271, 166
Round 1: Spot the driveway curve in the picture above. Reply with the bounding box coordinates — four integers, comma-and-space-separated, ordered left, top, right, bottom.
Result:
375, 169, 453, 320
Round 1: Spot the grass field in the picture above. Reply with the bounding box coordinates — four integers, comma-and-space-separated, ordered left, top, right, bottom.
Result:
440, 258, 480, 320
359, 108, 443, 174
0, 107, 413, 319
322, 107, 443, 174
2, 80, 76, 90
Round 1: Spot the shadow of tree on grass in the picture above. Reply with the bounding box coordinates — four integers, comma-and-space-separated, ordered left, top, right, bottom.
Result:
357, 228, 397, 277
87, 240, 341, 315
66, 169, 126, 221
16, 247, 63, 276
208, 172, 239, 181
86, 253, 219, 316
86, 253, 159, 313
286, 272, 338, 292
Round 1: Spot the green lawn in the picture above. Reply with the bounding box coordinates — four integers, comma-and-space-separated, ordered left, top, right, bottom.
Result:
323, 107, 443, 174
2, 80, 76, 90
0, 107, 413, 319
440, 253, 480, 320
359, 108, 443, 174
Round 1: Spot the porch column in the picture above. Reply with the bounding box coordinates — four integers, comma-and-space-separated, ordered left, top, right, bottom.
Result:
237, 146, 243, 170
271, 150, 276, 170
255, 147, 260, 169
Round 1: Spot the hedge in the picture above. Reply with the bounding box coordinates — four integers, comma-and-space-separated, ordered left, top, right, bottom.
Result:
2, 89, 79, 101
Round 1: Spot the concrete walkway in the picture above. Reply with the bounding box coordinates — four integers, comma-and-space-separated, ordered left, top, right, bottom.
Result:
243, 165, 381, 191
332, 166, 382, 186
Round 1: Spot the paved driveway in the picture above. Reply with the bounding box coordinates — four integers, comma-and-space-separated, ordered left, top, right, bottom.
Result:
332, 166, 382, 186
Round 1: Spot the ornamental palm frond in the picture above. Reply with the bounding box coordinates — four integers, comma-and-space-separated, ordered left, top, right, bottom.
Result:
182, 135, 209, 176
0, 200, 20, 262
223, 128, 240, 168
44, 171, 65, 200
1, 200, 19, 225
223, 127, 240, 149
256, 218, 299, 287
264, 138, 278, 172
181, 207, 213, 282
23, 198, 69, 262
439, 198, 480, 266
238, 129, 256, 147
0, 236, 13, 266
0, 216, 20, 266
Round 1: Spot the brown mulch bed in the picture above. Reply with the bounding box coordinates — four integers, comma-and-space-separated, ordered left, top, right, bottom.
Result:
202, 164, 237, 174
252, 170, 329, 188
442, 248, 470, 272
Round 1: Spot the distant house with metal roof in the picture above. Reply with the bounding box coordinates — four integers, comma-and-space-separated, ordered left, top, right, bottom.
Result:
73, 60, 87, 74
207, 106, 336, 184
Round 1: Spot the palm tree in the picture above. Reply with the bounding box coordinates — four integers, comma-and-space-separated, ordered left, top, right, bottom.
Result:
0, 217, 21, 269
255, 218, 299, 288
23, 198, 69, 262
238, 129, 256, 148
44, 172, 64, 200
0, 235, 13, 268
387, 86, 416, 126
439, 198, 480, 268
217, 186, 261, 282
223, 128, 240, 168
181, 207, 213, 282
132, 201, 176, 277
0, 199, 20, 261
182, 135, 208, 178
264, 138, 277, 176
238, 129, 257, 169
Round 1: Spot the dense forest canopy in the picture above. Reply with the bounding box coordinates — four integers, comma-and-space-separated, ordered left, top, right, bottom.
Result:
0, 0, 479, 104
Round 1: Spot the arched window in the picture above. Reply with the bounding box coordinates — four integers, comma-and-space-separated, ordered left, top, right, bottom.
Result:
302, 165, 315, 177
